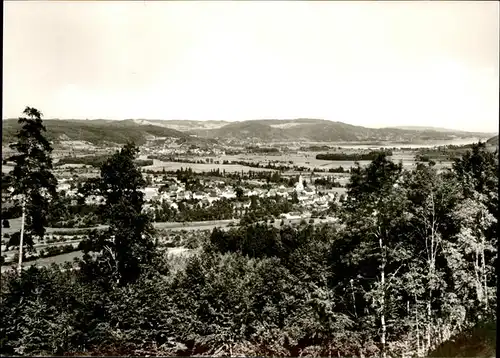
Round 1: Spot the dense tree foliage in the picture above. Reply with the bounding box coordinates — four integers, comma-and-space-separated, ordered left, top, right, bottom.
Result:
154, 198, 235, 222
314, 176, 343, 188
77, 143, 156, 286
56, 154, 153, 168
46, 195, 100, 228
316, 150, 393, 161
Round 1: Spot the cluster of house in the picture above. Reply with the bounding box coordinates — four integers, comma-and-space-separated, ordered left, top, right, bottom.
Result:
54, 174, 344, 213
54, 179, 102, 205
141, 175, 341, 212
142, 144, 225, 157
293, 176, 341, 210
143, 181, 237, 210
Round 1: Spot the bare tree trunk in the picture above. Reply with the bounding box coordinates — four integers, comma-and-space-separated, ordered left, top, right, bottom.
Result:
379, 235, 386, 358
426, 193, 439, 354
350, 278, 358, 318
474, 249, 482, 302
406, 300, 410, 358
415, 295, 420, 357
427, 294, 432, 353
103, 244, 119, 284
481, 237, 488, 311
17, 198, 26, 273
427, 237, 433, 352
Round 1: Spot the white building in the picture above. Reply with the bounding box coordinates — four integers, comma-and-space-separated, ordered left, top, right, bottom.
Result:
245, 189, 259, 197
85, 195, 105, 205
220, 190, 236, 200
141, 187, 159, 202
295, 175, 304, 193
193, 192, 206, 200
65, 189, 78, 197
57, 183, 71, 192
170, 202, 179, 210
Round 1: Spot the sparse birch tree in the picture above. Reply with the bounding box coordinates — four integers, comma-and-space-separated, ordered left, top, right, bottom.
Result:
339, 154, 411, 357
403, 162, 464, 354
447, 193, 497, 315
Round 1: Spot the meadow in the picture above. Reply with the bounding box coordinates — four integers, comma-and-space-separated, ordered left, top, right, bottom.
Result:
144, 159, 275, 173
220, 151, 454, 171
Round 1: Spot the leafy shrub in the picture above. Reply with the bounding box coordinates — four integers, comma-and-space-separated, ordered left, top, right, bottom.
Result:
36, 244, 76, 259
8, 232, 33, 247
316, 150, 392, 161
1, 205, 22, 219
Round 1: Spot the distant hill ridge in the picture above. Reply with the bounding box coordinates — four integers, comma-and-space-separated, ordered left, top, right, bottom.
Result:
2, 118, 190, 146
386, 125, 487, 133
486, 135, 498, 146
187, 118, 493, 142
2, 118, 494, 145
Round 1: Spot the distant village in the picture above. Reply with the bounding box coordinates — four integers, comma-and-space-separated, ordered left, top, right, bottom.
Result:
55, 171, 345, 221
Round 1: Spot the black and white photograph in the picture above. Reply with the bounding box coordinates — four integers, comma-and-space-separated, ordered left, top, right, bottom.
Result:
1, 1, 498, 356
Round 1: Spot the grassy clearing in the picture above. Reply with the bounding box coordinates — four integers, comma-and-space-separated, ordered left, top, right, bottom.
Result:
2, 164, 14, 173
145, 159, 275, 173
1, 246, 193, 272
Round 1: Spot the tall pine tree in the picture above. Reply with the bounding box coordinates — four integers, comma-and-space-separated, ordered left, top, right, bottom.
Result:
8, 107, 57, 272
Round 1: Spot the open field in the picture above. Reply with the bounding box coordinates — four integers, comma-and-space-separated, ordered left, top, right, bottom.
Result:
144, 159, 275, 172
1, 251, 84, 273
2, 219, 238, 236
2, 212, 341, 238
28, 250, 83, 267
2, 217, 334, 270
276, 138, 487, 149
1, 247, 192, 273
2, 164, 14, 173
222, 153, 373, 169
154, 219, 238, 231
220, 152, 455, 170
1, 218, 108, 235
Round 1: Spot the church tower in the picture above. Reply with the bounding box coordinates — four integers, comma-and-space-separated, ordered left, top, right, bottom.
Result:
295, 175, 304, 192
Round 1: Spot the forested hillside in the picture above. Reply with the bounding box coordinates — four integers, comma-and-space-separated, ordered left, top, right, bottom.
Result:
2, 118, 188, 145
190, 118, 493, 142
486, 135, 498, 146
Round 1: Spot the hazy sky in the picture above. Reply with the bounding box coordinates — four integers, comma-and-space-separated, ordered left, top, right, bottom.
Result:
3, 1, 499, 132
